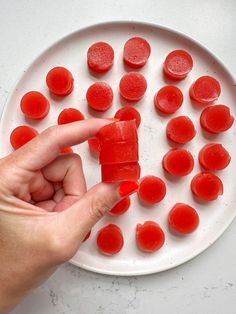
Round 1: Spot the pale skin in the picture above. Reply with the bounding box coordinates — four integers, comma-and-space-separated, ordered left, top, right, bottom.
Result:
0, 119, 127, 313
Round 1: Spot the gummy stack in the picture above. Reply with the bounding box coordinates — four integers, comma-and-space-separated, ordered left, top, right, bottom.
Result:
96, 120, 140, 182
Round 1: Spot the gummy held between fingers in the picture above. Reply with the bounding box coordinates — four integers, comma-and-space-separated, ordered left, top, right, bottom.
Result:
97, 120, 140, 183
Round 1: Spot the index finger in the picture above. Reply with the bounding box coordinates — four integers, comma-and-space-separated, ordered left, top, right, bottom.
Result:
8, 118, 111, 171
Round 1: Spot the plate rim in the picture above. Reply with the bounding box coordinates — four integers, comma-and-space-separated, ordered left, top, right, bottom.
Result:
1, 20, 236, 276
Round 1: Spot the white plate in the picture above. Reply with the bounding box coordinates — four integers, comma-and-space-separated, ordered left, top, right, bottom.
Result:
1, 21, 236, 276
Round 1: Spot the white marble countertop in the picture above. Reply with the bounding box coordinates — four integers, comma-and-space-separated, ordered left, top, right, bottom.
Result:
0, 0, 235, 313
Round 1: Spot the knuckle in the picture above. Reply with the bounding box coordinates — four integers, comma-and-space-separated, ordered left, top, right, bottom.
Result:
43, 125, 59, 139
69, 153, 82, 165
89, 196, 111, 222
47, 234, 75, 263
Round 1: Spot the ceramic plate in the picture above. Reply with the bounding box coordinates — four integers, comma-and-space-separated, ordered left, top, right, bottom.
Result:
0, 21, 236, 275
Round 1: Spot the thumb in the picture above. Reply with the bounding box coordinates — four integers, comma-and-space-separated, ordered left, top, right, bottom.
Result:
59, 181, 139, 241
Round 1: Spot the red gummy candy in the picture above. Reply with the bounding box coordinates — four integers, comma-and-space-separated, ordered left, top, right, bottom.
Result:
10, 125, 38, 149
86, 82, 113, 112
189, 76, 221, 105
101, 162, 140, 182
88, 138, 101, 157
46, 66, 74, 96
136, 221, 165, 252
114, 106, 141, 128
97, 120, 138, 144
199, 143, 231, 171
154, 85, 183, 114
87, 42, 114, 73
99, 141, 138, 165
109, 197, 131, 216
119, 72, 147, 101
20, 91, 50, 120
191, 172, 223, 201
168, 203, 199, 234
58, 108, 84, 124
166, 116, 196, 144
60, 147, 73, 154
123, 37, 151, 68
82, 230, 91, 243
163, 148, 194, 176
96, 224, 124, 255
200, 104, 234, 133
138, 175, 166, 205
163, 50, 193, 81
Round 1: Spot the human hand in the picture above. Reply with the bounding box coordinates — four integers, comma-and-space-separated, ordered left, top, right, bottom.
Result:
0, 119, 138, 313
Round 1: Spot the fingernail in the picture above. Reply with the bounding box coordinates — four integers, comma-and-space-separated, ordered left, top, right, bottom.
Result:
118, 181, 139, 198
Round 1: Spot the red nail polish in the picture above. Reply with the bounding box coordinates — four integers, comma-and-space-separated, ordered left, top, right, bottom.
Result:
118, 181, 139, 198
